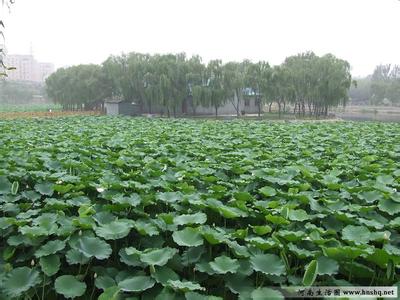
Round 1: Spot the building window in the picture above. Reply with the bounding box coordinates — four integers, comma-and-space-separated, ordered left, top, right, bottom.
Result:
244, 99, 250, 107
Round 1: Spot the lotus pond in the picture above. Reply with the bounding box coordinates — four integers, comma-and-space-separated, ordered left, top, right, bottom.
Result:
0, 116, 399, 299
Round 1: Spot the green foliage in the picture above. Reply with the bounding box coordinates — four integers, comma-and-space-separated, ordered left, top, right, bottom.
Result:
46, 64, 111, 111
302, 260, 318, 286
54, 275, 87, 298
46, 51, 352, 116
370, 64, 400, 105
2, 267, 41, 298
0, 81, 48, 105
0, 116, 400, 299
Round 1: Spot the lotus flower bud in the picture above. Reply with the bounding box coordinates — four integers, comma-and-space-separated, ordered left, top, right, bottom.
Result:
94, 273, 97, 279
31, 259, 35, 266
79, 230, 82, 236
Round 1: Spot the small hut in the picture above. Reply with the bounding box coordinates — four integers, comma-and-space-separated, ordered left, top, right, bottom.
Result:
104, 98, 140, 116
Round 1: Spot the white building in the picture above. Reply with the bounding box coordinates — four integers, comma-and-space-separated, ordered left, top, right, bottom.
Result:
3, 54, 55, 83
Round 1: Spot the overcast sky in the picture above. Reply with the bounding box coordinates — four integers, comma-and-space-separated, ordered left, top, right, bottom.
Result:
2, 0, 399, 77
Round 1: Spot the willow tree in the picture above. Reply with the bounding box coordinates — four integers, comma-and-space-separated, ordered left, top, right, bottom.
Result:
223, 61, 248, 116
246, 61, 271, 117
206, 60, 226, 116
186, 55, 207, 115
314, 54, 352, 116
46, 64, 111, 110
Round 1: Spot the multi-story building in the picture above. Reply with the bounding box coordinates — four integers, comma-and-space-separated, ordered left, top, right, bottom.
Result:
3, 54, 55, 83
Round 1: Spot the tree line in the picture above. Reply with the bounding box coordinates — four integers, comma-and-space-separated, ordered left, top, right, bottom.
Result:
0, 81, 46, 104
46, 51, 353, 117
349, 64, 400, 106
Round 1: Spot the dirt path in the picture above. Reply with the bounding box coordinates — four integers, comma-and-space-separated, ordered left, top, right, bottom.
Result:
0, 111, 103, 119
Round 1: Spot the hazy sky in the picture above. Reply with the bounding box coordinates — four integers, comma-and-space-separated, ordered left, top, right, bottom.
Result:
2, 0, 400, 76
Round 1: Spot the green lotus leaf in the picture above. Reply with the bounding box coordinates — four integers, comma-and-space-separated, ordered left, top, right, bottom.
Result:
167, 279, 205, 292
265, 214, 290, 225
119, 248, 143, 267
259, 186, 277, 197
93, 211, 117, 225
366, 248, 391, 268
251, 225, 272, 236
40, 254, 61, 276
359, 191, 382, 203
151, 266, 179, 284
95, 219, 133, 240
2, 246, 15, 261
34, 182, 55, 196
302, 259, 318, 286
288, 209, 309, 221
95, 275, 116, 290
217, 205, 247, 219
3, 267, 41, 297
322, 246, 373, 261
0, 176, 12, 194
157, 192, 183, 203
226, 241, 250, 258
66, 249, 91, 265
377, 175, 394, 185
134, 219, 159, 236
0, 217, 13, 230
112, 194, 141, 206
140, 247, 178, 266
209, 255, 240, 274
35, 239, 66, 257
287, 243, 315, 259
185, 291, 223, 300
118, 276, 155, 292
195, 261, 217, 275
383, 244, 400, 256
75, 236, 112, 259
250, 253, 286, 275
19, 225, 50, 237
358, 218, 384, 230
233, 192, 253, 202
316, 256, 339, 275
247, 237, 277, 250
182, 246, 206, 265
55, 275, 87, 299
225, 273, 254, 296
201, 227, 228, 244
174, 212, 207, 226
98, 286, 121, 300
378, 198, 400, 215
172, 227, 203, 247
389, 217, 400, 227
341, 262, 374, 279
277, 230, 305, 242
251, 288, 284, 300
22, 190, 41, 201
342, 225, 371, 245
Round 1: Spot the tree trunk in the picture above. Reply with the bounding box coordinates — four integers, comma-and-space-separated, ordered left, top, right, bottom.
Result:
278, 101, 282, 118
215, 106, 218, 117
